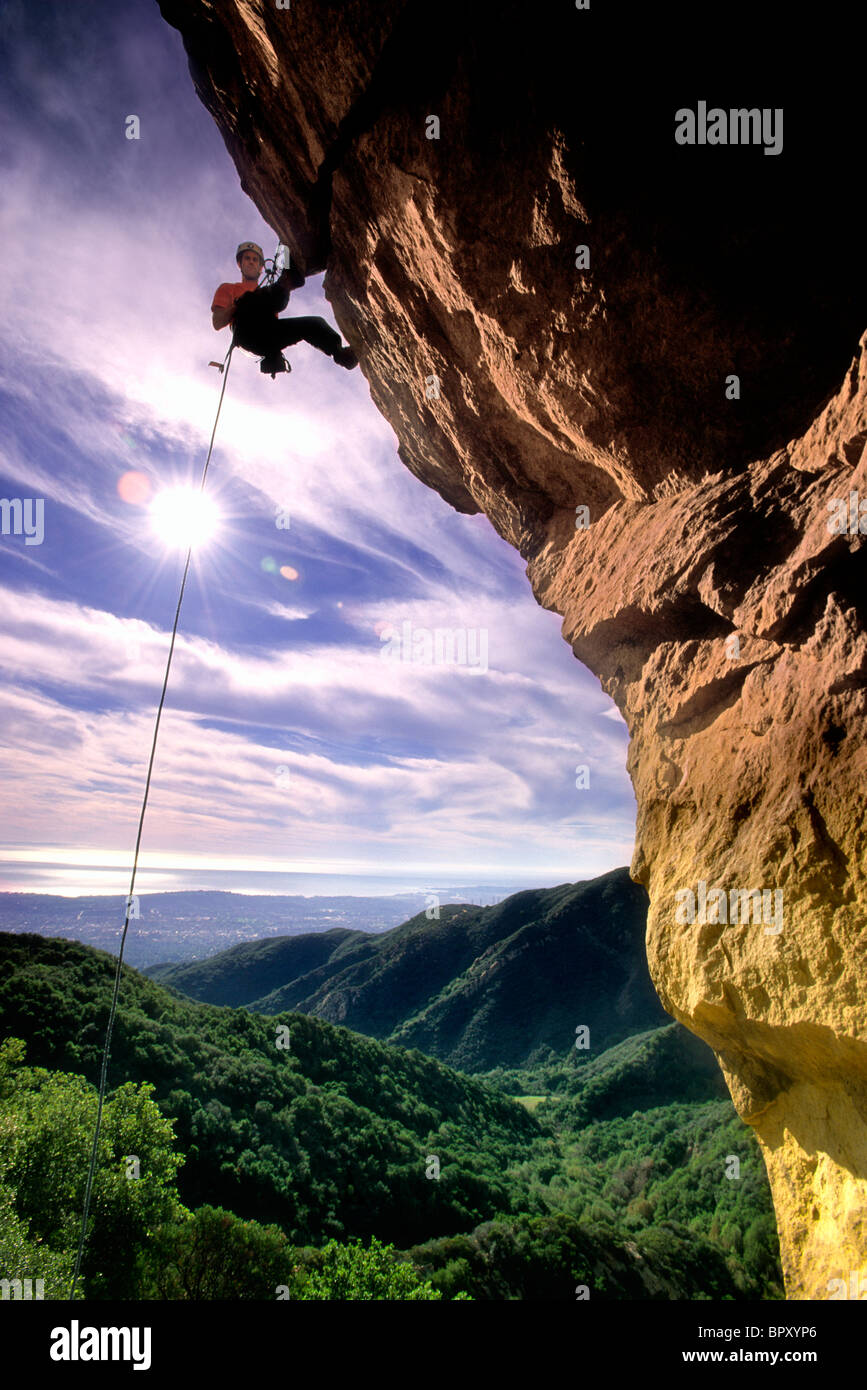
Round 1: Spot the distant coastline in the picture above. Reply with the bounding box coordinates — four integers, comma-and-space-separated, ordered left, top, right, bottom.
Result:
0, 877, 568, 968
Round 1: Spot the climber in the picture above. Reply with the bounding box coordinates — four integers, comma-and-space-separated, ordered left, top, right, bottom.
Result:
211, 242, 359, 378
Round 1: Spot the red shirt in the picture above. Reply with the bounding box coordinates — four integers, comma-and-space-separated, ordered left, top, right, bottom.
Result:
211, 279, 260, 328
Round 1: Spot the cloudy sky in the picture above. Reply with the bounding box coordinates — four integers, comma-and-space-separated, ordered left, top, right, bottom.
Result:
0, 0, 635, 897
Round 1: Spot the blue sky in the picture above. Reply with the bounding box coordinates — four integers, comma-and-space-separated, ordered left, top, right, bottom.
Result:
0, 0, 635, 896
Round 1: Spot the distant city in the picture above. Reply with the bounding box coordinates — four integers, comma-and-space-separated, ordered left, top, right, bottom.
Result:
0, 885, 534, 968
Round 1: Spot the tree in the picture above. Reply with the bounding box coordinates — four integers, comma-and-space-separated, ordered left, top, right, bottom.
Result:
0, 1182, 78, 1299
0, 1037, 184, 1298
290, 1236, 468, 1300
137, 1206, 290, 1300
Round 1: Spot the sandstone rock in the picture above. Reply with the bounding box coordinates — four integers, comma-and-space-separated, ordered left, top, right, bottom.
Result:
159, 0, 866, 1298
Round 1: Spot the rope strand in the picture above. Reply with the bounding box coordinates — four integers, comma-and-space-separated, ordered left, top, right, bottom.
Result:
69, 335, 236, 1300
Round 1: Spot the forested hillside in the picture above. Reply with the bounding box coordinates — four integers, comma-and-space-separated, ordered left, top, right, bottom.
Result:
0, 934, 540, 1246
148, 869, 667, 1071
0, 929, 783, 1299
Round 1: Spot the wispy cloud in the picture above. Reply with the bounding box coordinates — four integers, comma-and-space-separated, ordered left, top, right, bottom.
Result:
0, 0, 635, 894
0, 587, 633, 875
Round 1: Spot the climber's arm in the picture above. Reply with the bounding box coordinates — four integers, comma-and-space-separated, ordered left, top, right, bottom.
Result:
211, 282, 248, 332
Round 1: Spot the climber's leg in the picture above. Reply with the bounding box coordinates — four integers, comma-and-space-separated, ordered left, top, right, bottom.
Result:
275, 316, 342, 356
275, 316, 358, 368
234, 311, 358, 375
232, 317, 288, 375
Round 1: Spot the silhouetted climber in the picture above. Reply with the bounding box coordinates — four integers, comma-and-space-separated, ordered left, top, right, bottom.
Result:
211, 242, 358, 378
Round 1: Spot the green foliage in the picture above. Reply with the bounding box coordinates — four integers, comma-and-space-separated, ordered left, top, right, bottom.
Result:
479, 1023, 727, 1118
0, 1037, 184, 1298
0, 929, 784, 1301
0, 1181, 78, 1299
137, 1205, 290, 1299
491, 1101, 783, 1297
147, 929, 362, 1009
478, 1026, 783, 1299
149, 870, 662, 1071
0, 939, 544, 1251
289, 1235, 459, 1300
408, 1210, 751, 1300
536, 1025, 727, 1123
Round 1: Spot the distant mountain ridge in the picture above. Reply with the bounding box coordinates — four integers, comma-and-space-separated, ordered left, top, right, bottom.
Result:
147, 868, 669, 1071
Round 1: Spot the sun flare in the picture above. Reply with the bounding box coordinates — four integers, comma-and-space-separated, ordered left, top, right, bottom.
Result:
149, 487, 221, 550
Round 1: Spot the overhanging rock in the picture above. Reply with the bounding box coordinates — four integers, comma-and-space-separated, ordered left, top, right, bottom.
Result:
159, 0, 866, 1298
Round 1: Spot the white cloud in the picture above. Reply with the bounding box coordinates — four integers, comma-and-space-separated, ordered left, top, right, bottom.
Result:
0, 588, 635, 878
0, 21, 636, 894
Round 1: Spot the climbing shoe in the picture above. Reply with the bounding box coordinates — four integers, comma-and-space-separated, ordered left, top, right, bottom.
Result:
333, 345, 359, 369
260, 353, 291, 378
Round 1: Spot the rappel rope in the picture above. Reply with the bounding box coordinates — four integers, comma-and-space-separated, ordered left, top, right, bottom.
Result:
67, 275, 256, 1296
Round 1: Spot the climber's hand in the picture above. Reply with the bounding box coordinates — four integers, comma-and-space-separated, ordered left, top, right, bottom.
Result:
232, 291, 261, 320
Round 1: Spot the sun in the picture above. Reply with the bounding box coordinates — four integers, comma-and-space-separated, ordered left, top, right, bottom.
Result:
149, 487, 221, 550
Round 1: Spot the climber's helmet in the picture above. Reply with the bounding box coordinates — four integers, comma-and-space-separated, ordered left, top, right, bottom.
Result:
236, 242, 265, 279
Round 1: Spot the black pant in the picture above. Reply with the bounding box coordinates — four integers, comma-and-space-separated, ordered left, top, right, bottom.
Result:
232, 287, 341, 360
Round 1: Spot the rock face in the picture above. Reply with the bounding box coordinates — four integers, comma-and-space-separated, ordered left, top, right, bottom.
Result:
158, 0, 866, 1297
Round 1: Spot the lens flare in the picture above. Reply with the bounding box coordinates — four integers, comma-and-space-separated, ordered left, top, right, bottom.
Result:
118, 471, 152, 505
149, 487, 220, 549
